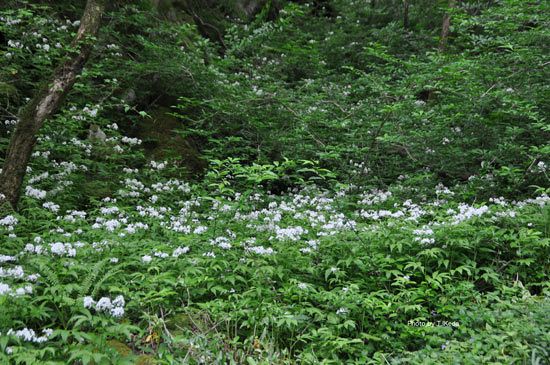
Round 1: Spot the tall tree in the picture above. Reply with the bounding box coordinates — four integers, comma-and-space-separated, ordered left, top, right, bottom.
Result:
439, 0, 456, 51
0, 0, 106, 209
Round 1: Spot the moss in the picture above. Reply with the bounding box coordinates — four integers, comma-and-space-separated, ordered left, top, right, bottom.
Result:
0, 81, 19, 102
134, 106, 207, 175
107, 339, 132, 357
166, 309, 211, 333
135, 355, 158, 365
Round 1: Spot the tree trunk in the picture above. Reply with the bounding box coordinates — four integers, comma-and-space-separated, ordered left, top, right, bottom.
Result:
439, 0, 456, 51
403, 0, 410, 29
0, 0, 106, 209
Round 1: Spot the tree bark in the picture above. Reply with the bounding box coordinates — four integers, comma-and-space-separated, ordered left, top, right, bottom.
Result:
439, 0, 456, 51
0, 0, 106, 209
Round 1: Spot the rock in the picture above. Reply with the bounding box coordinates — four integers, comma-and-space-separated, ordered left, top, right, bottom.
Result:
122, 88, 137, 104
107, 339, 132, 357
132, 106, 207, 174
136, 355, 158, 365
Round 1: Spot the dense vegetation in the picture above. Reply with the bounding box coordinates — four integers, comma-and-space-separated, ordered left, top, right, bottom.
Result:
0, 0, 548, 363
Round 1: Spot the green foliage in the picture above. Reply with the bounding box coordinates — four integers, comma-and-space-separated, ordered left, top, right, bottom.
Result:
204, 157, 336, 195
0, 0, 548, 363
1, 179, 549, 363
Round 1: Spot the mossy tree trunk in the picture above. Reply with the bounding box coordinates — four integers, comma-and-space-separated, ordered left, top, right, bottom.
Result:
439, 0, 456, 51
0, 0, 106, 210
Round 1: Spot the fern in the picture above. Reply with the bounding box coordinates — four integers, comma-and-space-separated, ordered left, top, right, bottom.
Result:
78, 259, 108, 297
37, 262, 61, 288
91, 267, 122, 298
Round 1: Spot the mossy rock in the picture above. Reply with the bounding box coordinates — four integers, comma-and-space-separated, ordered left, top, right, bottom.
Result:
135, 355, 158, 365
134, 106, 207, 174
107, 339, 133, 357
166, 308, 211, 333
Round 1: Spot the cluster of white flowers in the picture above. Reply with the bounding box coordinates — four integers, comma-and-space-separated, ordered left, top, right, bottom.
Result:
25, 243, 44, 255
515, 194, 549, 208
402, 200, 428, 222
100, 206, 120, 215
125, 222, 149, 234
359, 189, 392, 206
1, 16, 22, 26
360, 198, 428, 223
106, 43, 122, 56
299, 239, 320, 254
450, 204, 489, 225
25, 186, 47, 200
360, 209, 404, 220
49, 242, 77, 257
534, 161, 547, 173
92, 216, 126, 232
489, 197, 508, 206
435, 184, 454, 196
61, 210, 87, 223
3, 328, 53, 343
43, 201, 60, 213
336, 307, 349, 315
0, 265, 25, 279
83, 295, 125, 318
0, 215, 18, 231
29, 171, 50, 184
121, 136, 142, 145
0, 282, 33, 297
319, 214, 356, 236
35, 42, 50, 52
0, 255, 16, 263
137, 205, 170, 219
7, 39, 23, 48
210, 236, 232, 249
272, 226, 308, 241
151, 179, 191, 193
118, 178, 148, 198
245, 245, 275, 255
31, 150, 51, 159
153, 250, 169, 258
413, 226, 435, 245
172, 246, 190, 257
194, 225, 208, 234
150, 161, 167, 170
493, 210, 517, 219
83, 106, 99, 118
